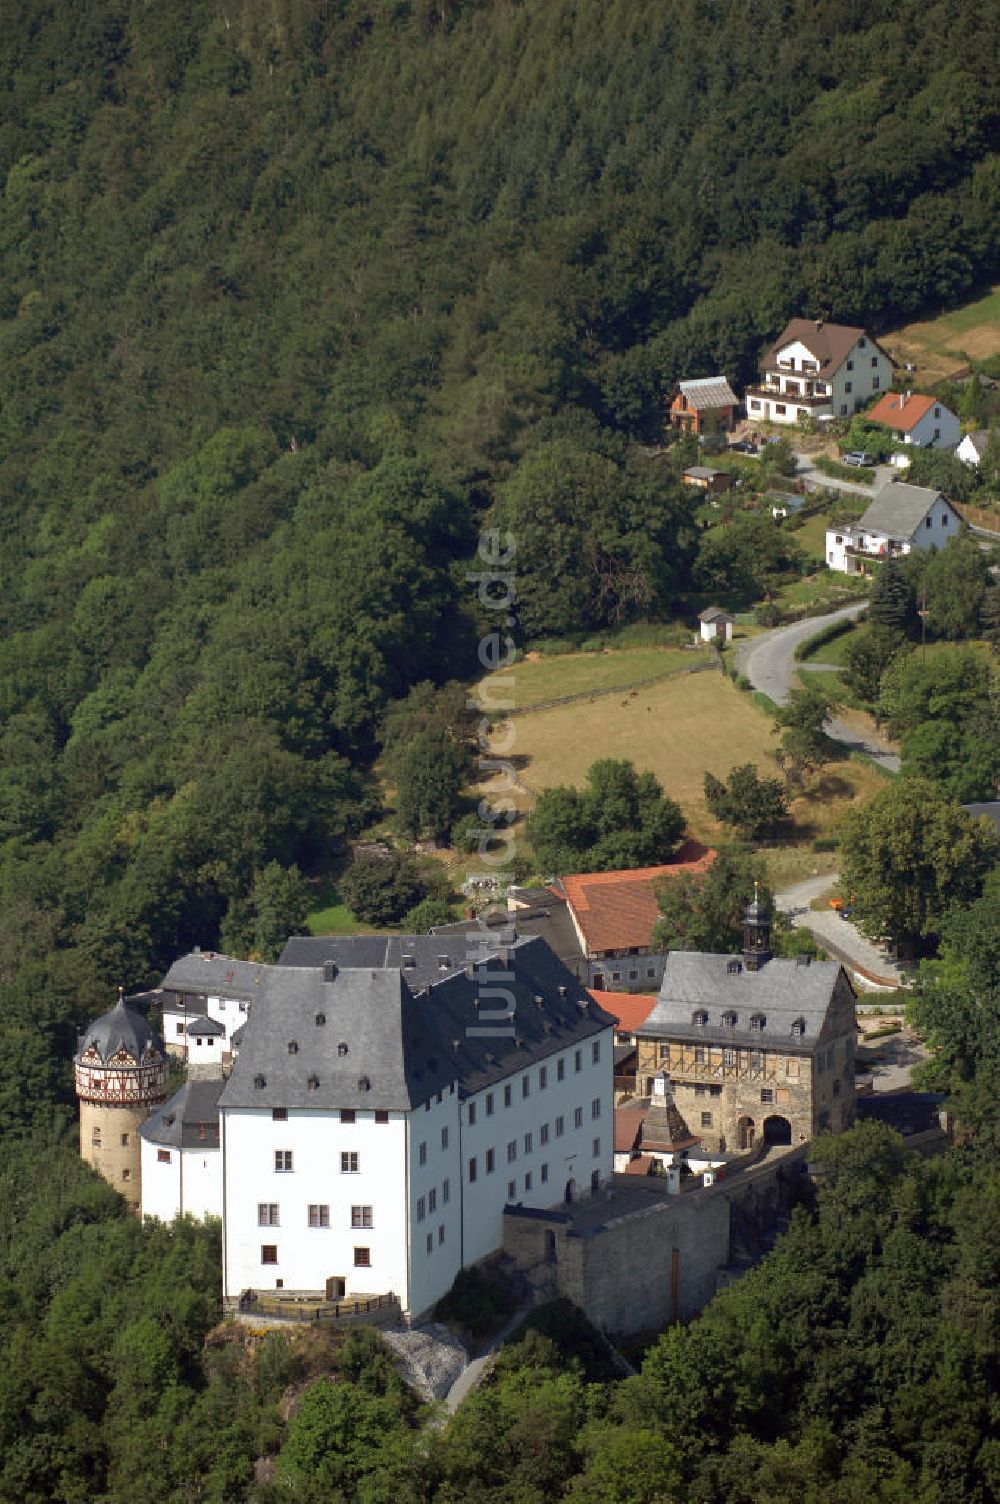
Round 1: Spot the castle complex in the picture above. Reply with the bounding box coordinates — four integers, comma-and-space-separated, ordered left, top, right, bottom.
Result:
74, 896, 857, 1326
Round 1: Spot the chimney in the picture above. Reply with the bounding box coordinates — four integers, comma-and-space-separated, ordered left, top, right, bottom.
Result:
323, 960, 338, 983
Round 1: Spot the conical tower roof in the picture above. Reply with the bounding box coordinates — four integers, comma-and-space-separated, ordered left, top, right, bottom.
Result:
75, 991, 163, 1066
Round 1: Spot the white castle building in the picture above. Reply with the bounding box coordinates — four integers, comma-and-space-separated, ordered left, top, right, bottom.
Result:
126, 932, 616, 1322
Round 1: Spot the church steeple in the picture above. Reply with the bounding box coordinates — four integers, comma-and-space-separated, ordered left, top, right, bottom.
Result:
742, 881, 772, 971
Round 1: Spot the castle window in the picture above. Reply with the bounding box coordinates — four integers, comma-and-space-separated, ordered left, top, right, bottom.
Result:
791, 1018, 806, 1038
692, 1010, 708, 1027
308, 1205, 330, 1228
258, 1203, 279, 1225
761, 1089, 774, 1104
337, 1041, 348, 1056
354, 1247, 371, 1267
750, 1050, 762, 1069
341, 1151, 360, 1173
722, 1011, 738, 1028
254, 1075, 266, 1090
749, 1013, 766, 1031
375, 1110, 389, 1124
357, 1076, 371, 1092
701, 1112, 713, 1128
726, 960, 742, 976
157, 1149, 171, 1164
315, 1013, 326, 1027
694, 1046, 707, 1064
352, 1206, 373, 1229
340, 1109, 356, 1125
92, 1128, 101, 1147
121, 1169, 130, 1182
272, 1107, 287, 1121
275, 1151, 293, 1172
723, 1049, 736, 1067
307, 1075, 319, 1092
287, 1041, 298, 1055
261, 1245, 278, 1264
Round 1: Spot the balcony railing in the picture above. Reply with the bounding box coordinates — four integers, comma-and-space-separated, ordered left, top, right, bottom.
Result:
745, 384, 832, 407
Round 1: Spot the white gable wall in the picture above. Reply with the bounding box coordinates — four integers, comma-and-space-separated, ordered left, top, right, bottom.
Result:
222, 1106, 413, 1308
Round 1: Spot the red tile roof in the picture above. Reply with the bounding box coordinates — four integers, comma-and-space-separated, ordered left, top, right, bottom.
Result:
865, 391, 937, 433
590, 991, 658, 1034
614, 1106, 646, 1155
557, 841, 716, 954
623, 1154, 657, 1175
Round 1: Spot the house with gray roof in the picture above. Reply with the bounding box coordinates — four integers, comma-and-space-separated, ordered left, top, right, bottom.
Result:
218, 935, 616, 1321
140, 1079, 223, 1223
635, 898, 856, 1153
825, 480, 962, 575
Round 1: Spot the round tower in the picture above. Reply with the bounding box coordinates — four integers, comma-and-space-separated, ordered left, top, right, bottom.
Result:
75, 991, 169, 1214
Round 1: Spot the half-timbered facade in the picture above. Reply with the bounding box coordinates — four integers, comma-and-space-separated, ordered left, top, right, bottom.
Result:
75, 993, 169, 1213
636, 899, 856, 1153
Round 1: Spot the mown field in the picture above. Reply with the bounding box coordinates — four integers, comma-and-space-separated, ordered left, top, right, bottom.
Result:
882, 284, 1000, 382
479, 643, 712, 710
486, 666, 888, 848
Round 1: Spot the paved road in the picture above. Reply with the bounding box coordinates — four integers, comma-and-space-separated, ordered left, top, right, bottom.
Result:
735, 601, 901, 773
792, 452, 894, 497
775, 875, 906, 989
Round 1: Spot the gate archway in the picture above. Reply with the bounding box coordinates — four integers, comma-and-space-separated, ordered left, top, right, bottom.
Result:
763, 1114, 792, 1146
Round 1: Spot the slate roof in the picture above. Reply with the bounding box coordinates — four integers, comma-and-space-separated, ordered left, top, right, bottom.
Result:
76, 996, 164, 1066
698, 606, 735, 623
865, 391, 939, 433
556, 843, 716, 955
184, 1014, 225, 1037
856, 481, 952, 540
161, 951, 269, 1001
762, 318, 879, 374
638, 952, 847, 1054
140, 1079, 223, 1150
219, 936, 615, 1113
678, 376, 738, 410
279, 926, 587, 988
431, 906, 586, 975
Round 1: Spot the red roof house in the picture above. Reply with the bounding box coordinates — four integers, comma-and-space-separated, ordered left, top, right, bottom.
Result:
553, 841, 716, 960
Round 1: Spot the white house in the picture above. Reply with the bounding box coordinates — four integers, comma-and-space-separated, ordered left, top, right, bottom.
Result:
217, 936, 615, 1321
158, 953, 265, 1059
957, 430, 990, 468
825, 482, 962, 575
865, 391, 960, 452
140, 1079, 223, 1223
746, 319, 893, 426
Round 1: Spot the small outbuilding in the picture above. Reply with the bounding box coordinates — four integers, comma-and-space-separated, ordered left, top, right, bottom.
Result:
669, 376, 739, 435
698, 606, 735, 643
683, 465, 733, 496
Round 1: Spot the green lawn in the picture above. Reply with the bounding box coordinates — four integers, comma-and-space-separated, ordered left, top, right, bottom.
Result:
884, 285, 1000, 381
800, 622, 862, 666
478, 643, 713, 710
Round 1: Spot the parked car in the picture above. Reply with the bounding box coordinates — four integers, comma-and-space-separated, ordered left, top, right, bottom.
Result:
842, 451, 875, 467
729, 439, 757, 454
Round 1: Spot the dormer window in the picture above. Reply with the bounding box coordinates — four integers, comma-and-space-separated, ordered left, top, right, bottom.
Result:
254, 1074, 266, 1089
315, 1013, 326, 1027
288, 1041, 298, 1055
726, 959, 742, 976
722, 1011, 738, 1028
692, 1009, 709, 1027
749, 1013, 766, 1031
358, 1075, 371, 1092
307, 1075, 319, 1092
337, 1041, 349, 1056
791, 1018, 806, 1038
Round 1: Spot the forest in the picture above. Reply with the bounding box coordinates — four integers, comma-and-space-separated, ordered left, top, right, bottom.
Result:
1, 0, 1000, 1497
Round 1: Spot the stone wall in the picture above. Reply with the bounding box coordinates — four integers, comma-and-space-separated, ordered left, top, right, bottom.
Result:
503, 1150, 808, 1335
80, 1099, 151, 1214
